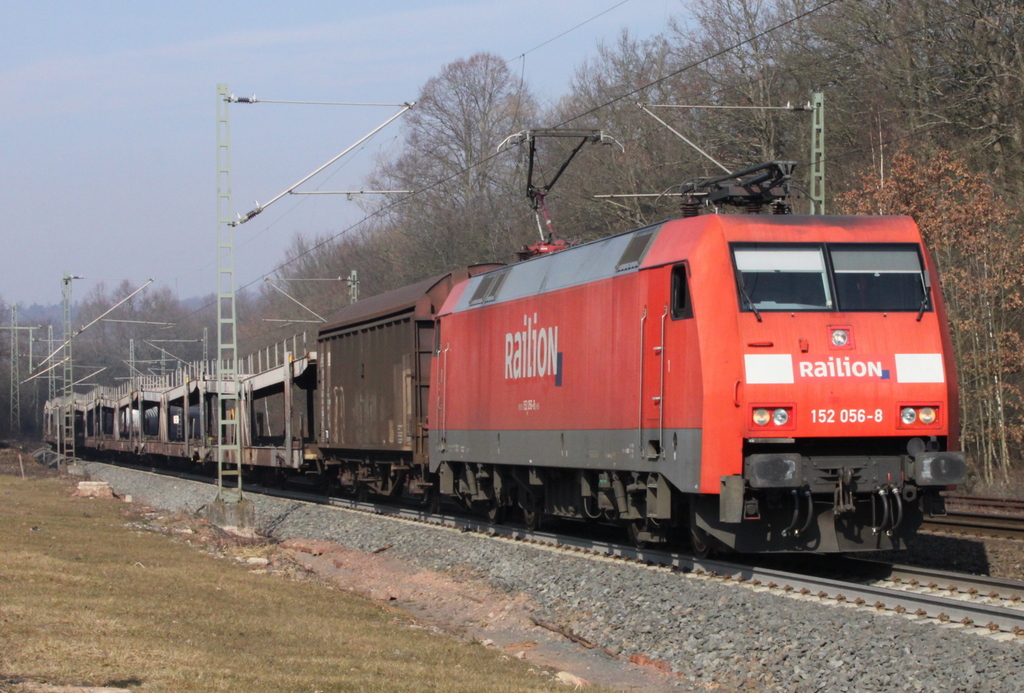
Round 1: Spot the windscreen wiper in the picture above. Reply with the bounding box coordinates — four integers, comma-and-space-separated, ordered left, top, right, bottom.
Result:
916, 274, 932, 322
737, 275, 763, 322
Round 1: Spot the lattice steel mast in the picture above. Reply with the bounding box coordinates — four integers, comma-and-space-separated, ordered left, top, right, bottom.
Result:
809, 92, 825, 215
216, 84, 243, 504
61, 272, 75, 458
2, 305, 38, 438
47, 326, 55, 404
9, 305, 18, 436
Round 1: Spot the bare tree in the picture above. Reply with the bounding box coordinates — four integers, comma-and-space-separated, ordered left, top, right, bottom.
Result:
838, 148, 1024, 486
550, 30, 697, 236
367, 52, 540, 276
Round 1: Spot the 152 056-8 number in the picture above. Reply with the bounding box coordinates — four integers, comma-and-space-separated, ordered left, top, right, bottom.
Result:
811, 408, 883, 424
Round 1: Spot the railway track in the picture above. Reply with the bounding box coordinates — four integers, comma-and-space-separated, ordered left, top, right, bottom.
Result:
52, 452, 1024, 641
922, 494, 1024, 540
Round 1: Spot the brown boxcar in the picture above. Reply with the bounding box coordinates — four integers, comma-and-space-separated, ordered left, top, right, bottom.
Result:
316, 265, 500, 496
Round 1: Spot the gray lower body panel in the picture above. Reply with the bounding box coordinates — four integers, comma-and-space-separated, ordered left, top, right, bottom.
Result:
431, 428, 702, 495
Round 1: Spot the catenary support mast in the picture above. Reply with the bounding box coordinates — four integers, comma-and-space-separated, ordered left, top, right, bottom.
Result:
61, 273, 75, 458
216, 84, 244, 505
2, 305, 38, 438
809, 92, 825, 214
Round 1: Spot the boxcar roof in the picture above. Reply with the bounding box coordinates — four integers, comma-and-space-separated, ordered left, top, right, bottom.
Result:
319, 264, 503, 338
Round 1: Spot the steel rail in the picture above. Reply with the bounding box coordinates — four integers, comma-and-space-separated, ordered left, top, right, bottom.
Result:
923, 512, 1024, 540
945, 495, 1024, 512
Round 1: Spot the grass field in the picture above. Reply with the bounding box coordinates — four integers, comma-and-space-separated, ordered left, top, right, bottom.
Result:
0, 453, 581, 692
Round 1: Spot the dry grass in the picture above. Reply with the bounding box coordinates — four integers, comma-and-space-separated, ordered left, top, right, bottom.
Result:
0, 453, 577, 692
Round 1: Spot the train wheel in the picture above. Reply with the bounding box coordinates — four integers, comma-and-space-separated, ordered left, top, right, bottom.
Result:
522, 500, 542, 531
690, 526, 711, 559
420, 485, 442, 514
486, 498, 506, 525
627, 521, 648, 550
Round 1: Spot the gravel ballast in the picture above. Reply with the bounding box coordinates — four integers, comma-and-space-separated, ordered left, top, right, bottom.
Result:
83, 461, 1024, 692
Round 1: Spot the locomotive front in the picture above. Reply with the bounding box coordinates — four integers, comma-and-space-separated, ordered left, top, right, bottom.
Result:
686, 214, 967, 552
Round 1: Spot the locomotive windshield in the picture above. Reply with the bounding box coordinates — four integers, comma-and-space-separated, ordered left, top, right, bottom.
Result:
830, 244, 927, 311
732, 243, 928, 313
734, 246, 832, 311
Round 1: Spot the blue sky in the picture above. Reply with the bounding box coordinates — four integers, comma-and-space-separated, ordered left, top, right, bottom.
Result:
0, 1, 678, 307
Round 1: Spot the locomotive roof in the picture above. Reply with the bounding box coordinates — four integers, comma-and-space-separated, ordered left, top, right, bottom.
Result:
445, 218, 669, 314
445, 214, 920, 314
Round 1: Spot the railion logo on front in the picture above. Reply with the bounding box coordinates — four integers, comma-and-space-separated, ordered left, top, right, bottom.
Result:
798, 357, 889, 379
504, 313, 560, 382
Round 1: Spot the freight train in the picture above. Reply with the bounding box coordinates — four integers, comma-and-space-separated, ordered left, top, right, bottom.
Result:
45, 165, 967, 555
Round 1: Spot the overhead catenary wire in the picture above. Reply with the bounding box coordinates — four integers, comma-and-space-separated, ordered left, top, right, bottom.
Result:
636, 103, 731, 174
180, 0, 968, 312
161, 0, 981, 333
556, 0, 847, 127
288, 190, 412, 196
644, 103, 812, 111
253, 0, 849, 266
33, 278, 154, 373
101, 319, 176, 326
21, 357, 66, 385
137, 0, 852, 346
508, 0, 633, 62
231, 97, 409, 107
232, 103, 415, 226
263, 278, 327, 323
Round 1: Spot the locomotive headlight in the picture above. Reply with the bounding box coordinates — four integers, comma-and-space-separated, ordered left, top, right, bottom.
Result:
918, 407, 937, 425
772, 408, 789, 426
830, 329, 849, 347
900, 407, 917, 425
752, 408, 770, 426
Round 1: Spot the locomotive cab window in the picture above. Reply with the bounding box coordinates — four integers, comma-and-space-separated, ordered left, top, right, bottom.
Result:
671, 263, 693, 320
733, 246, 832, 312
830, 244, 928, 312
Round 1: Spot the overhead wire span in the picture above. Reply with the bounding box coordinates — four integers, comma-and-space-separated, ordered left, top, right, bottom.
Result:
230, 96, 409, 107
263, 278, 327, 323
636, 103, 731, 174
143, 0, 849, 344
508, 0, 633, 62
232, 103, 414, 226
21, 357, 66, 385
270, 0, 846, 262
557, 0, 847, 126
643, 103, 812, 111
101, 319, 176, 326
32, 278, 154, 373
71, 367, 106, 388
142, 341, 191, 366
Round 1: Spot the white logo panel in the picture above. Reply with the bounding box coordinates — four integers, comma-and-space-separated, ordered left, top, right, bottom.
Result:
744, 354, 795, 384
895, 354, 944, 383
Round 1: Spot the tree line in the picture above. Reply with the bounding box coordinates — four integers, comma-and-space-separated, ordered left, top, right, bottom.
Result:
3, 0, 1022, 489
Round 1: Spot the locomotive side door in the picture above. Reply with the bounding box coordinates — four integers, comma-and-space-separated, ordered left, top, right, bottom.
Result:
639, 265, 672, 460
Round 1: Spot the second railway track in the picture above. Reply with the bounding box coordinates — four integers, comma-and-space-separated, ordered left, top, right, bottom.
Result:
923, 494, 1024, 540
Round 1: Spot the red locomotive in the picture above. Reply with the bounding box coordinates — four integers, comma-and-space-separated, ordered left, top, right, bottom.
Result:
427, 161, 965, 553
429, 209, 966, 553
